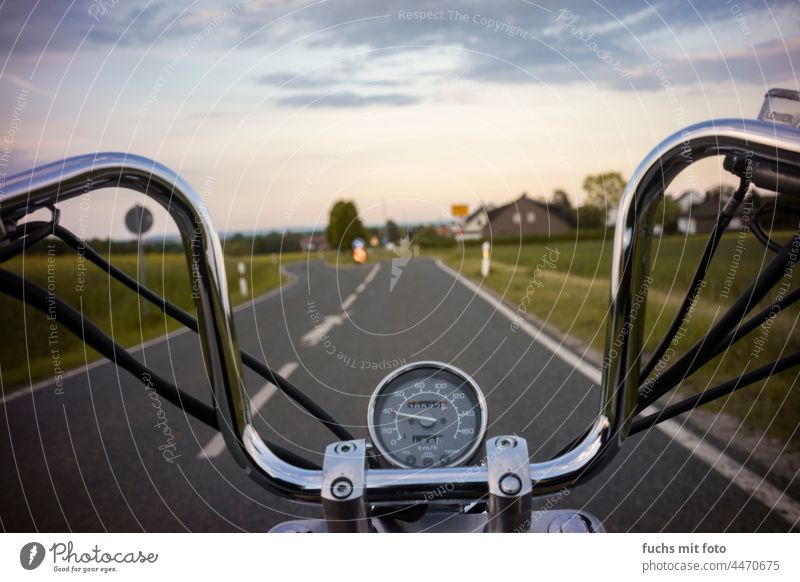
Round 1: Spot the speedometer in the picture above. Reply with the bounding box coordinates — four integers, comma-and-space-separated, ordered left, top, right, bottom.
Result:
367, 361, 487, 469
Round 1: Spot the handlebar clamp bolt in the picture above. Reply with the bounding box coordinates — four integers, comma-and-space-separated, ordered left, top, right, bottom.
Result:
498, 473, 522, 496
496, 437, 516, 450
335, 442, 354, 455
331, 478, 354, 499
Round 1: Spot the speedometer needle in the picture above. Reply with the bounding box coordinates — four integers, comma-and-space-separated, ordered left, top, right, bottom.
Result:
395, 411, 436, 423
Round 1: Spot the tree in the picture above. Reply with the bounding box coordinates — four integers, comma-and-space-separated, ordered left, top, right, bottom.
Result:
385, 220, 400, 244
326, 200, 366, 251
582, 172, 627, 208
654, 196, 682, 234
573, 205, 605, 230
412, 225, 454, 248
705, 184, 736, 199
551, 189, 572, 212
550, 188, 574, 224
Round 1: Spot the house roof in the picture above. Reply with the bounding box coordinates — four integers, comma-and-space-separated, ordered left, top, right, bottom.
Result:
485, 193, 553, 219
464, 204, 490, 222
464, 193, 571, 227
678, 193, 728, 219
676, 190, 702, 202
677, 190, 773, 219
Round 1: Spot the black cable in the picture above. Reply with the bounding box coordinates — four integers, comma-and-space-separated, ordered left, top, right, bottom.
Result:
709, 287, 800, 362
551, 290, 800, 455
641, 177, 749, 380
34, 222, 355, 444
751, 202, 783, 253
0, 207, 60, 263
630, 351, 800, 434
751, 199, 800, 254
638, 231, 800, 411
0, 268, 218, 427
0, 269, 322, 471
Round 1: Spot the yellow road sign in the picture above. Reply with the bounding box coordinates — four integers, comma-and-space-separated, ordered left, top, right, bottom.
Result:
451, 204, 469, 217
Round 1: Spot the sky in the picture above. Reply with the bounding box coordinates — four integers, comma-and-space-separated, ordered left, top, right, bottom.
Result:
1, 0, 799, 239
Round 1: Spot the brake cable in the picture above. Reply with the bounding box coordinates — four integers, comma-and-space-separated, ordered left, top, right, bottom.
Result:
0, 268, 324, 470
700, 287, 800, 363
0, 268, 218, 425
20, 221, 356, 444
0, 206, 60, 263
4, 202, 796, 466
630, 350, 800, 435
551, 280, 800, 457
0, 216, 362, 467
552, 183, 799, 457
640, 176, 750, 380
637, 230, 800, 411
751, 197, 800, 253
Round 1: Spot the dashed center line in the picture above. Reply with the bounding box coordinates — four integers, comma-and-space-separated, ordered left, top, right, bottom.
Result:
197, 361, 299, 459
341, 293, 357, 310
363, 263, 381, 284
301, 313, 348, 346
301, 264, 381, 347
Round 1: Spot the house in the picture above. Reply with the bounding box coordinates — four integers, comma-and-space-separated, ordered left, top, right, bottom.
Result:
676, 190, 704, 212
300, 234, 328, 251
606, 206, 618, 228
677, 192, 743, 234
456, 194, 570, 240
458, 204, 495, 240
608, 191, 699, 230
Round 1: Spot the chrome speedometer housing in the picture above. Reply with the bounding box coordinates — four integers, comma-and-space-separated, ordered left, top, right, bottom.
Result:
367, 361, 488, 469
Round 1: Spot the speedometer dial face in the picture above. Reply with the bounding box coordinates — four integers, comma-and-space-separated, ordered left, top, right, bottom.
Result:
367, 362, 487, 469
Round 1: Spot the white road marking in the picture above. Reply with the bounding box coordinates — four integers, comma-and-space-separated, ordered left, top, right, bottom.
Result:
302, 264, 381, 346
341, 293, 358, 311
248, 362, 299, 412
435, 260, 600, 382
435, 259, 799, 522
301, 313, 349, 347
655, 415, 800, 525
197, 361, 298, 459
364, 264, 380, 284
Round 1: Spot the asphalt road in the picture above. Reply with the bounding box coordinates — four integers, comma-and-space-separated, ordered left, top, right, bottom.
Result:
1, 257, 798, 532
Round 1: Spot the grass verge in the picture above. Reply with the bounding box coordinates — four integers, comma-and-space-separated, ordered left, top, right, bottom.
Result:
428, 233, 800, 447
0, 249, 306, 394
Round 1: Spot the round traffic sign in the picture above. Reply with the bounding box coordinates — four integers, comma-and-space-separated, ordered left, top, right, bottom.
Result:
125, 205, 154, 235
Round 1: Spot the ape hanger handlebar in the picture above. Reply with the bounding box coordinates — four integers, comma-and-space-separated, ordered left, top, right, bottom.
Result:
2, 118, 799, 506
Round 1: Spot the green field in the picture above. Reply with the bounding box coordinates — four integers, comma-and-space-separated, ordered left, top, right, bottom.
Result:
3, 233, 798, 448
429, 232, 800, 447
0, 248, 305, 393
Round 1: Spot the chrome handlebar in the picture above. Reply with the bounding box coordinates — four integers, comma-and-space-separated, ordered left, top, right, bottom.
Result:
2, 120, 799, 503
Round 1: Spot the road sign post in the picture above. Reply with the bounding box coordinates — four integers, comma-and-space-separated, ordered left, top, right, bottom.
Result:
125, 205, 154, 314
481, 241, 491, 277
237, 261, 249, 297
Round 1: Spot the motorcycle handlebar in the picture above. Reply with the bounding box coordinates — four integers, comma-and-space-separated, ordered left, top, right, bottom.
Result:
2, 119, 799, 503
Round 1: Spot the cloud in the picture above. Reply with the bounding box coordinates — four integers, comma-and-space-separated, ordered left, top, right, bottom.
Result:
257, 71, 401, 89
612, 37, 800, 91
2, 0, 797, 99
0, 0, 248, 61
0, 1, 176, 57
235, 0, 799, 91
274, 90, 420, 107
